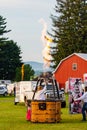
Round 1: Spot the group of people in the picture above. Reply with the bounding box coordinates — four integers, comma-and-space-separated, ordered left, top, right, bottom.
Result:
26, 82, 87, 122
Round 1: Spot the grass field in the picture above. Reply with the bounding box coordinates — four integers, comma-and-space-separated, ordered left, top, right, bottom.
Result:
0, 95, 87, 130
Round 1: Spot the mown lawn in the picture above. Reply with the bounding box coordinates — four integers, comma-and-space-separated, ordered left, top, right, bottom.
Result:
0, 95, 87, 130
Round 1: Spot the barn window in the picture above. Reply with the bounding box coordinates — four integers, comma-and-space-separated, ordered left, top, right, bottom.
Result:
72, 63, 77, 70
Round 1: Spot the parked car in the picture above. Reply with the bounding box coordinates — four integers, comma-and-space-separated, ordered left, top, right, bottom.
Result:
0, 84, 8, 96
45, 84, 66, 108
59, 89, 66, 108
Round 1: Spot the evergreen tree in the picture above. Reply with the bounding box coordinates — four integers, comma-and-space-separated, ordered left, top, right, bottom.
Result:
50, 0, 87, 68
0, 40, 22, 80
0, 15, 11, 42
0, 15, 22, 80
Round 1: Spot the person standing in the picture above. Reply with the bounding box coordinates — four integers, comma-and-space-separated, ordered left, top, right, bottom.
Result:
13, 86, 16, 97
34, 85, 46, 100
74, 86, 87, 121
26, 102, 31, 121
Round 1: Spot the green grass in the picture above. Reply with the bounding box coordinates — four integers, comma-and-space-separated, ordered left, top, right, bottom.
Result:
0, 95, 87, 130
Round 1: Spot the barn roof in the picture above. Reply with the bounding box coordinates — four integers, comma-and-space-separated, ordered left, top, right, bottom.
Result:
53, 53, 87, 73
76, 53, 87, 60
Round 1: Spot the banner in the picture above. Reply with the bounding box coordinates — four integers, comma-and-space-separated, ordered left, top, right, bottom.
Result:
68, 78, 82, 114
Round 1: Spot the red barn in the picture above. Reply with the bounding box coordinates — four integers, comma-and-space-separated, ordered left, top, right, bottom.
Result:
53, 53, 87, 88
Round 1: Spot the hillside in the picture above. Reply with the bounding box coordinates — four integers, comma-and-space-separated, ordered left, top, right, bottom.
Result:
25, 61, 43, 71
24, 61, 43, 76
24, 61, 53, 76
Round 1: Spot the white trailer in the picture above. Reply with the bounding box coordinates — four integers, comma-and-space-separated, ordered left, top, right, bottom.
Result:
14, 81, 36, 105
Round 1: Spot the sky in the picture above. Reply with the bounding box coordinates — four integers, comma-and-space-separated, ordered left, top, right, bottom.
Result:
0, 0, 56, 63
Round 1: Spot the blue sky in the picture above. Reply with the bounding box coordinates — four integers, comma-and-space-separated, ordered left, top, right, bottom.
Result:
0, 0, 56, 63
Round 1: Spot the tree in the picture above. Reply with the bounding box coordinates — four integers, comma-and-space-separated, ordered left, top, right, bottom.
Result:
49, 0, 87, 68
0, 15, 11, 42
0, 40, 22, 80
0, 15, 22, 80
24, 64, 35, 80
15, 67, 21, 81
15, 64, 35, 81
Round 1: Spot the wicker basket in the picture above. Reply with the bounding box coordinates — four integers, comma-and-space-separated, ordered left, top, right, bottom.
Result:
31, 100, 61, 123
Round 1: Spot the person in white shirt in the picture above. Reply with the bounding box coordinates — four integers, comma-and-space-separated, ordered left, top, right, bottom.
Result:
34, 85, 46, 100
74, 86, 87, 121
